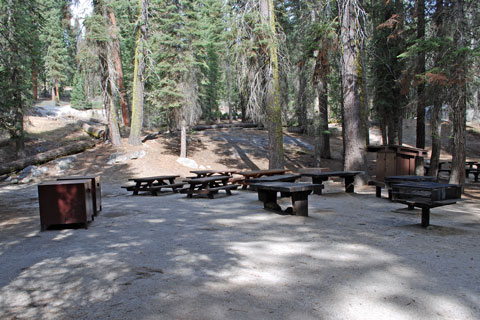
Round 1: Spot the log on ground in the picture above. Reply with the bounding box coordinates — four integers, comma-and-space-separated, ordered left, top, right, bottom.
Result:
0, 140, 96, 175
82, 123, 105, 139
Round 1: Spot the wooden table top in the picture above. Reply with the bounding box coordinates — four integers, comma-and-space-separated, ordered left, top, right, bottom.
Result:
129, 175, 179, 182
250, 182, 323, 192
385, 175, 437, 182
239, 169, 290, 177
301, 170, 363, 177
190, 169, 237, 176
183, 175, 230, 184
247, 174, 301, 183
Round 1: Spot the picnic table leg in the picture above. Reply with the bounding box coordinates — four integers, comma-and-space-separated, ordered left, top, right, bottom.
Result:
421, 207, 430, 227
260, 190, 278, 209
344, 176, 354, 193
133, 182, 141, 195
376, 186, 381, 198
291, 191, 310, 217
311, 177, 324, 195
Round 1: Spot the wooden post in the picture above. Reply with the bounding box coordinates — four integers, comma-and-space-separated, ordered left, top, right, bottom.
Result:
421, 207, 430, 227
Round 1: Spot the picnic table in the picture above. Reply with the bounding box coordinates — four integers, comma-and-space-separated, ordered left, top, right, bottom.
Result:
250, 182, 323, 217
238, 169, 291, 189
122, 175, 184, 195
300, 170, 363, 194
425, 160, 479, 179
372, 175, 438, 199
180, 175, 238, 199
391, 181, 462, 227
189, 169, 237, 178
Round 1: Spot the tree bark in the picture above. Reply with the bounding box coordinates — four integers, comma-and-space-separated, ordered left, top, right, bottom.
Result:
415, 0, 426, 149
180, 120, 187, 158
429, 101, 442, 177
338, 0, 367, 182
55, 80, 60, 102
128, 0, 148, 146
32, 61, 38, 100
296, 61, 307, 132
448, 0, 467, 186
108, 7, 130, 127
260, 0, 284, 169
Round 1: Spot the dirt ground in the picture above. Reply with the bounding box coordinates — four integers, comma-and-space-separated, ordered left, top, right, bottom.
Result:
0, 103, 479, 319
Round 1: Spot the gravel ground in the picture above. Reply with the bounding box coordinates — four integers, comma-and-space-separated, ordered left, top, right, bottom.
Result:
0, 181, 479, 320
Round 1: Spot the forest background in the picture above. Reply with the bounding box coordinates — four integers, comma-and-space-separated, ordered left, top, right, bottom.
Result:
0, 0, 479, 185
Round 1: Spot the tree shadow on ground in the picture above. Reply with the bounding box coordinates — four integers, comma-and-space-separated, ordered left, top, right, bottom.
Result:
0, 185, 479, 319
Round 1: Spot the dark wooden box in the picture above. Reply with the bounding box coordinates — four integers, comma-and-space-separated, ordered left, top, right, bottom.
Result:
38, 180, 94, 230
368, 145, 427, 182
57, 176, 101, 214
391, 182, 461, 206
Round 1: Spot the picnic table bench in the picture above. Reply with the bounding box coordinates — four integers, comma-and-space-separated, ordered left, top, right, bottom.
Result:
250, 182, 323, 217
391, 182, 462, 227
180, 175, 238, 199
237, 169, 292, 189
122, 175, 184, 195
300, 170, 363, 194
370, 175, 438, 199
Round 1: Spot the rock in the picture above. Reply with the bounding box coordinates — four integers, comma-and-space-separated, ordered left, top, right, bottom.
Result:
176, 157, 198, 169
18, 165, 37, 179
199, 165, 206, 169
54, 156, 77, 170
129, 150, 147, 160
107, 153, 128, 164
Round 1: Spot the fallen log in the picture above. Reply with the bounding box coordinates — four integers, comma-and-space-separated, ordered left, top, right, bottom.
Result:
0, 140, 96, 175
82, 123, 105, 139
192, 123, 258, 131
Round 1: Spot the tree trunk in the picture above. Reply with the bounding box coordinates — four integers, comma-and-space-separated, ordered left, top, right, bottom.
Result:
296, 61, 307, 132
32, 61, 38, 100
415, 0, 426, 149
448, 0, 467, 186
108, 7, 130, 127
128, 0, 148, 146
55, 80, 60, 102
360, 42, 370, 146
429, 101, 442, 177
339, 0, 367, 182
429, 0, 444, 178
180, 120, 187, 158
261, 0, 284, 169
226, 45, 233, 124
51, 86, 55, 102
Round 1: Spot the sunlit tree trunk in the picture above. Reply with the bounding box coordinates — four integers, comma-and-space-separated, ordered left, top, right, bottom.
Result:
338, 0, 367, 182
108, 7, 129, 127
260, 0, 284, 169
128, 0, 148, 146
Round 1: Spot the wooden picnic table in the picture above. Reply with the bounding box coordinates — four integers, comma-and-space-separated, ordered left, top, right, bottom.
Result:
189, 169, 238, 178
391, 181, 462, 227
238, 169, 291, 189
301, 170, 363, 194
181, 175, 238, 199
378, 175, 438, 199
250, 182, 323, 217
122, 175, 183, 196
